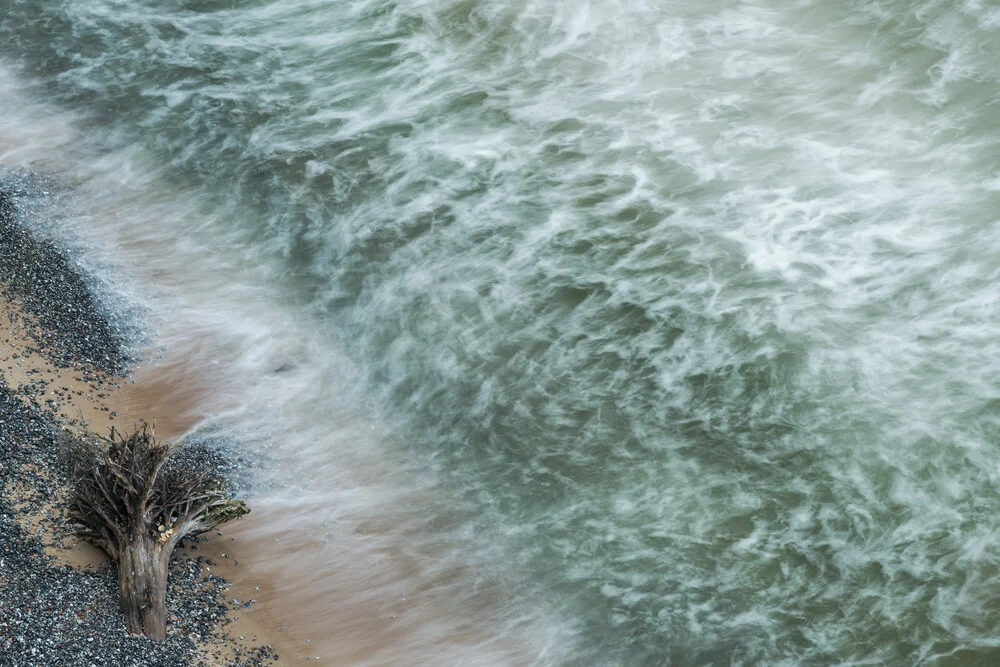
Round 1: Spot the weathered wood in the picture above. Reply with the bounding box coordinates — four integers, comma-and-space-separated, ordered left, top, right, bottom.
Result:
61, 424, 249, 640
119, 533, 171, 640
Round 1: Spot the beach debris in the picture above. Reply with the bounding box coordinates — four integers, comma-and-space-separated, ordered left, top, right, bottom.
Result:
60, 423, 249, 641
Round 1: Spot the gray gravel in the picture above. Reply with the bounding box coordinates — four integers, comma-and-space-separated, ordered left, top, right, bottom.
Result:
0, 185, 278, 666
0, 178, 133, 376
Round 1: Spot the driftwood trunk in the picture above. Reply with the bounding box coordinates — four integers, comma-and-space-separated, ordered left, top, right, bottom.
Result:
118, 531, 171, 640
63, 425, 249, 640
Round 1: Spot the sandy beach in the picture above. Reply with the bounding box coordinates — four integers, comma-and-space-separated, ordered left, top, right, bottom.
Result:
0, 198, 297, 664
0, 175, 554, 666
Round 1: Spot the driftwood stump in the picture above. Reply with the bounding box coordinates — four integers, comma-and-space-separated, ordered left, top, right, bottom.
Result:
62, 424, 249, 640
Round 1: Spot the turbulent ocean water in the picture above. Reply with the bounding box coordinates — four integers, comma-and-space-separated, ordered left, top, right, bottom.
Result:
3, 0, 1000, 664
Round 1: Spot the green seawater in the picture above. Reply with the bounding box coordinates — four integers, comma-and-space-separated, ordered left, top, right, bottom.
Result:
4, 0, 1000, 663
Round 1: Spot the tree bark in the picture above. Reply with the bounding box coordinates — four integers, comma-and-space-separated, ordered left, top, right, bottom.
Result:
118, 533, 171, 640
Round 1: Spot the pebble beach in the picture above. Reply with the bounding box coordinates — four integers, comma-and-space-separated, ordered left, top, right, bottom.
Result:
0, 186, 281, 666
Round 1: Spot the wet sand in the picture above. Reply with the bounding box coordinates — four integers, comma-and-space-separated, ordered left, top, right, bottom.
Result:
0, 292, 295, 665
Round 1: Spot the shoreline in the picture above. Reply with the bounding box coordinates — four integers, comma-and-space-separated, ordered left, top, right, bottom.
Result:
0, 178, 567, 666
0, 193, 297, 665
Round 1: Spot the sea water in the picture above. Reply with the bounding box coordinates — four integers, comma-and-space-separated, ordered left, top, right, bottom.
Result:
3, 0, 1000, 664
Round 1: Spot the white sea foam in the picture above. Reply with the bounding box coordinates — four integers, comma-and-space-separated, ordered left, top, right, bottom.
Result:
0, 64, 579, 665
3, 0, 1000, 663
